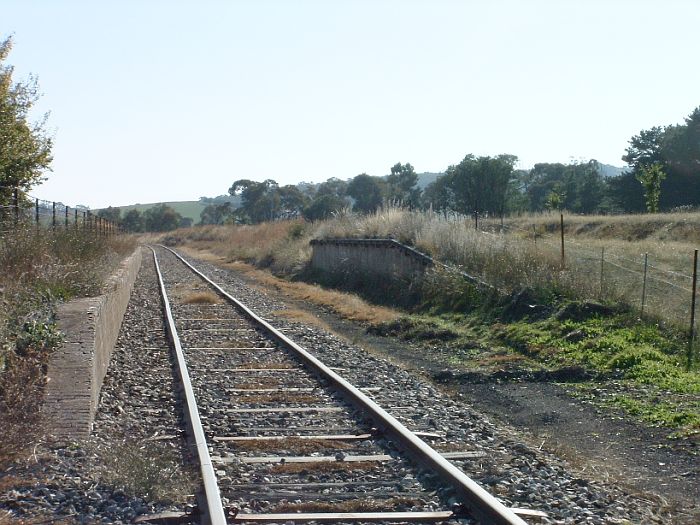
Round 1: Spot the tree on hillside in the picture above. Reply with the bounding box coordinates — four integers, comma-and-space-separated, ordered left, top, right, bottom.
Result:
617, 107, 700, 211
316, 177, 348, 198
441, 154, 517, 217
278, 185, 308, 218
421, 175, 454, 212
200, 202, 234, 225
347, 173, 385, 213
229, 179, 281, 223
386, 162, 419, 206
143, 204, 182, 232
121, 209, 143, 232
97, 206, 121, 223
524, 160, 605, 213
0, 37, 53, 207
303, 194, 347, 221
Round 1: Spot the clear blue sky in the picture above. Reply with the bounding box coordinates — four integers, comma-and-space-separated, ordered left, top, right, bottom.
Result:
4, 0, 699, 208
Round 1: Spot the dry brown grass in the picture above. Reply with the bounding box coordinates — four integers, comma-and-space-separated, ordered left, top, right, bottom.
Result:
173, 245, 399, 326
160, 206, 700, 327
231, 437, 353, 453
0, 349, 50, 469
269, 460, 377, 474
181, 291, 221, 304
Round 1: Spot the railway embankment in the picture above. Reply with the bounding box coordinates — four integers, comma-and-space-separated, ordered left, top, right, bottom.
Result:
44, 247, 142, 439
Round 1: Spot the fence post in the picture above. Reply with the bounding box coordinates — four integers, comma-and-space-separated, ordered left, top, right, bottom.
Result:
13, 188, 19, 224
688, 249, 698, 370
52, 202, 56, 228
560, 213, 565, 267
532, 225, 537, 247
74, 208, 78, 227
65, 206, 69, 228
82, 211, 86, 231
599, 247, 605, 298
474, 211, 479, 231
35, 198, 39, 227
641, 253, 648, 316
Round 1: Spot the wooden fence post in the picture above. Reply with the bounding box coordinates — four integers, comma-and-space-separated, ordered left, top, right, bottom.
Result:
560, 213, 565, 267
641, 253, 648, 316
599, 247, 605, 298
688, 249, 698, 370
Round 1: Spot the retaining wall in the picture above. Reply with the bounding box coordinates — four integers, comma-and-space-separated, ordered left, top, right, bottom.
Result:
44, 247, 142, 440
309, 239, 433, 279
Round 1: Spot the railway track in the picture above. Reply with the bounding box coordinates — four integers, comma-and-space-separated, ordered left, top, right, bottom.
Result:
148, 245, 539, 525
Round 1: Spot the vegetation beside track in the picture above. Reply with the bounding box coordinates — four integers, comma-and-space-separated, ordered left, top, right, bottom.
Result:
160, 207, 700, 442
0, 228, 136, 466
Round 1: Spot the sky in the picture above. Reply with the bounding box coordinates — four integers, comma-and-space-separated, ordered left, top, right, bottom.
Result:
3, 0, 700, 209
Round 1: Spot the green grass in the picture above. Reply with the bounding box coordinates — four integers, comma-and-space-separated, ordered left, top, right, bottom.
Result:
370, 297, 700, 438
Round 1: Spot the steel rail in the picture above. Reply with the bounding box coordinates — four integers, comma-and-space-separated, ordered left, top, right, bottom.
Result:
149, 247, 227, 525
159, 245, 528, 525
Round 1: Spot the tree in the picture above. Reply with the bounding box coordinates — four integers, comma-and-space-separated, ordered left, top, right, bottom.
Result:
421, 175, 454, 213
229, 179, 280, 223
618, 107, 700, 211
316, 177, 348, 198
0, 37, 53, 206
143, 204, 182, 232
523, 160, 605, 213
442, 154, 517, 216
347, 173, 385, 213
636, 163, 666, 213
386, 162, 419, 206
200, 202, 233, 225
97, 206, 121, 223
303, 194, 347, 221
278, 185, 308, 218
121, 209, 143, 232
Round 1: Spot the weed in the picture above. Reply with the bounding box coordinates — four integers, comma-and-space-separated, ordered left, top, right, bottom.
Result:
181, 291, 220, 304
94, 439, 197, 503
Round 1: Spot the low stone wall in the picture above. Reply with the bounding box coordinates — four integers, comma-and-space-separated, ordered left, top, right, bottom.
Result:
309, 238, 433, 279
44, 247, 143, 440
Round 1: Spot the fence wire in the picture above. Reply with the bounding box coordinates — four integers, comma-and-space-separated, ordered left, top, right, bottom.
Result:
0, 185, 119, 237
476, 215, 697, 331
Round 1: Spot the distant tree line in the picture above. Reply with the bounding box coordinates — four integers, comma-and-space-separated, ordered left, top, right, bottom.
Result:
97, 204, 192, 232
96, 105, 700, 231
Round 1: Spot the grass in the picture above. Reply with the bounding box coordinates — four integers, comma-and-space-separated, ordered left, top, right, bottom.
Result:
181, 291, 220, 304
94, 439, 197, 503
0, 223, 136, 467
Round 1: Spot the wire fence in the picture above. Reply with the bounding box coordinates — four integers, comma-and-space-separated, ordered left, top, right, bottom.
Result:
471, 212, 699, 345
0, 185, 119, 237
